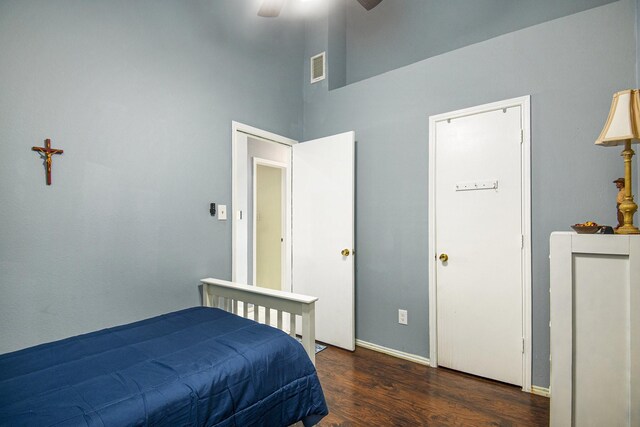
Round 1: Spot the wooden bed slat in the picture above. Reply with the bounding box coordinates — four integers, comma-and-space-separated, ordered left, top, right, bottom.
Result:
277, 310, 283, 330
289, 316, 296, 338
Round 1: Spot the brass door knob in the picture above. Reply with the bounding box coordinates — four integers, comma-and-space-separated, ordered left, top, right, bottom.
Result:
439, 253, 449, 262
341, 249, 351, 256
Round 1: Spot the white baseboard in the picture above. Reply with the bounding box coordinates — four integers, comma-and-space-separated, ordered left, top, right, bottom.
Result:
531, 385, 550, 398
355, 339, 431, 366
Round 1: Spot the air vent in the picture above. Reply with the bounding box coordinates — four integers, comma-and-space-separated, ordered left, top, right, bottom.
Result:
310, 52, 326, 84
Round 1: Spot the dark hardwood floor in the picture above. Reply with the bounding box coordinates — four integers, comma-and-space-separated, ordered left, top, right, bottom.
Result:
310, 345, 549, 426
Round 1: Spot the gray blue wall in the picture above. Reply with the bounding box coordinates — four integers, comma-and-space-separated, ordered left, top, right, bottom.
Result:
0, 0, 304, 354
303, 0, 635, 387
344, 0, 617, 85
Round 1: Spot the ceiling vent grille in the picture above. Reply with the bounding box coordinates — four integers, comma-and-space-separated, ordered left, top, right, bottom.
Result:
310, 52, 326, 84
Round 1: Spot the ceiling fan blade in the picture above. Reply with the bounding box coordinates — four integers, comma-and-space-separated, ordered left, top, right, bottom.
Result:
258, 0, 285, 17
356, 0, 383, 11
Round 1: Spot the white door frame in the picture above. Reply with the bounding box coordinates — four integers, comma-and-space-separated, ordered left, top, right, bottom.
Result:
232, 121, 296, 291
252, 157, 288, 289
427, 96, 532, 392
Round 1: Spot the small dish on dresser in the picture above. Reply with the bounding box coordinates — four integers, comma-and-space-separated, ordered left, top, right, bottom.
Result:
571, 222, 600, 234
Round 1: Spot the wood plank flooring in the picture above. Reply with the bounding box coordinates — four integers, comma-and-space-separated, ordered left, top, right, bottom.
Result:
310, 345, 549, 426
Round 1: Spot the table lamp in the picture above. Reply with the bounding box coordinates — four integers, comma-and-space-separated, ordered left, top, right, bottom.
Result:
595, 89, 640, 234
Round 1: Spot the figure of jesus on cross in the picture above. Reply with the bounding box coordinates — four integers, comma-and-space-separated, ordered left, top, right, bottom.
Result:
32, 139, 63, 185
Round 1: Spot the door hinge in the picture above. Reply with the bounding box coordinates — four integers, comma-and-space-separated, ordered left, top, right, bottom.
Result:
521, 234, 524, 249
520, 129, 524, 144
522, 337, 525, 354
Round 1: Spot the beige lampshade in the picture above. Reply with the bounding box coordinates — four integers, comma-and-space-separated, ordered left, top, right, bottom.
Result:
595, 89, 640, 147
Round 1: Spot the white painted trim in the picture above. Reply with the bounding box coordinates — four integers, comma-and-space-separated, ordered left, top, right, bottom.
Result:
427, 123, 437, 367
531, 386, 550, 398
252, 157, 288, 290
356, 339, 431, 366
232, 121, 297, 147
231, 121, 296, 292
521, 96, 533, 393
427, 96, 532, 392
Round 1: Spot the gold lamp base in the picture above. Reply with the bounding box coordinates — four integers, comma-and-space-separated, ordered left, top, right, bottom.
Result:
616, 226, 640, 234
615, 141, 640, 234
616, 199, 640, 234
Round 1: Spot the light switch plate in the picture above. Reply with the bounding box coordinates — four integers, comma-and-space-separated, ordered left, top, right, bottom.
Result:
218, 205, 227, 220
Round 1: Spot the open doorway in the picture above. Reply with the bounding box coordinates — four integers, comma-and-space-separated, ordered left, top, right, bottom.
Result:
232, 122, 293, 292
253, 159, 287, 290
231, 121, 356, 350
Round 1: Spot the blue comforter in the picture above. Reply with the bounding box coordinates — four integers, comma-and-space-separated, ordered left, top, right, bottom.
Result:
0, 307, 328, 426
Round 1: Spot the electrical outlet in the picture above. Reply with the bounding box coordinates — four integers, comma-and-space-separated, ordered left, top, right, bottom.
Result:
398, 309, 408, 325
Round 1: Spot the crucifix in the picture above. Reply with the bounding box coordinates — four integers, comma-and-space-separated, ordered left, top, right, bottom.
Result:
32, 139, 64, 185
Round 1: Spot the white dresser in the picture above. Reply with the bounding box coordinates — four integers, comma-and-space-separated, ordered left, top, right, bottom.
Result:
550, 232, 639, 426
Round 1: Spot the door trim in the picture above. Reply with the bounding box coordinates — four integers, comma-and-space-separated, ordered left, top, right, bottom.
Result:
427, 96, 532, 392
252, 157, 288, 290
231, 121, 296, 290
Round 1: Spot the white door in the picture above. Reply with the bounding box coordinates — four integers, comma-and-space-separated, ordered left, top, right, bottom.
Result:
292, 131, 355, 351
432, 103, 526, 386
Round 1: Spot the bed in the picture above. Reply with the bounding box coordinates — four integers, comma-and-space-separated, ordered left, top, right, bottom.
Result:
0, 279, 328, 426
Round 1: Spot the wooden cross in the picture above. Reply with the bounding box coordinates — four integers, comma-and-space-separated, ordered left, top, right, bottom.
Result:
32, 139, 64, 185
